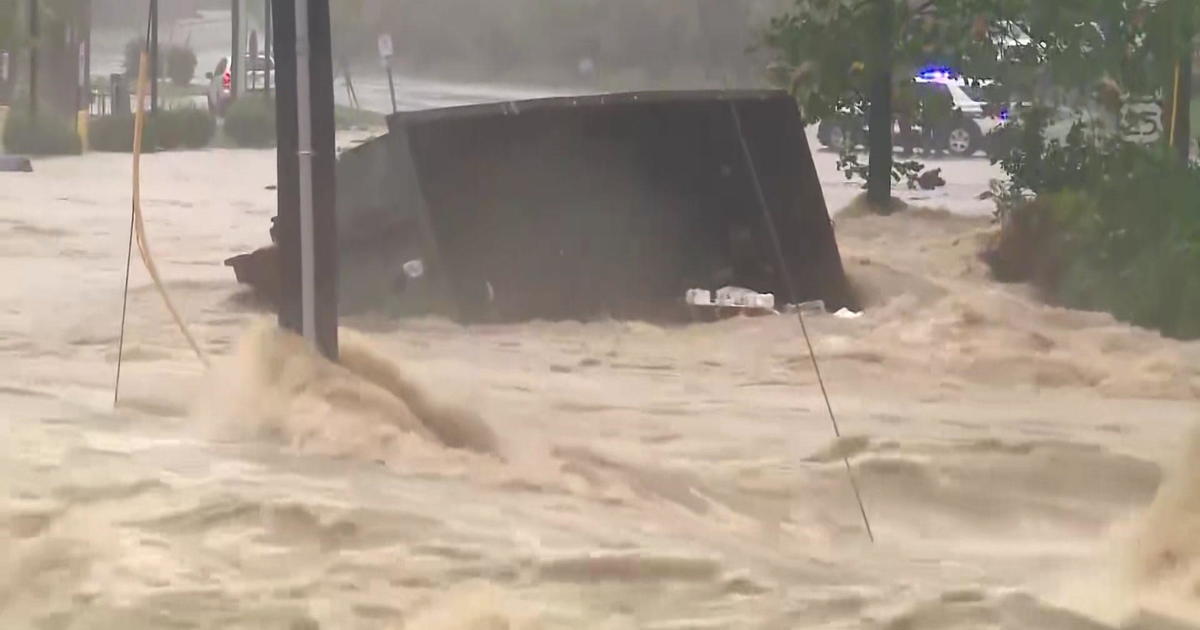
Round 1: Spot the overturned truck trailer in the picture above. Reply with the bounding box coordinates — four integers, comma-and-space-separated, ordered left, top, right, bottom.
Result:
227, 89, 855, 323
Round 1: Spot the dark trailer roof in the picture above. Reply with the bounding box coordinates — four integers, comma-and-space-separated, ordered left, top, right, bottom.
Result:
346, 89, 854, 322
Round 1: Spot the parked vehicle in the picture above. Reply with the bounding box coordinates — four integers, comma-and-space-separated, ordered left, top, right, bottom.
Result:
205, 57, 233, 116
206, 54, 274, 117
816, 69, 1009, 157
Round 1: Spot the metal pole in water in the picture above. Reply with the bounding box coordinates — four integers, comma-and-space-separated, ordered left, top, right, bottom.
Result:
272, 0, 338, 360
294, 0, 316, 344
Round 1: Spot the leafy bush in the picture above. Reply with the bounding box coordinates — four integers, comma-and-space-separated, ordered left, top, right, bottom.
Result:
986, 132, 1200, 340
2, 109, 82, 155
157, 107, 215, 149
90, 108, 215, 152
223, 95, 276, 148
88, 113, 158, 152
165, 45, 198, 86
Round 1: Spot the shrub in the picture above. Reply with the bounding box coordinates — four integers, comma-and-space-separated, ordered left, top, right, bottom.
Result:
88, 113, 158, 152
90, 107, 215, 152
165, 45, 198, 86
223, 95, 276, 148
986, 139, 1200, 340
157, 107, 215, 149
2, 109, 82, 155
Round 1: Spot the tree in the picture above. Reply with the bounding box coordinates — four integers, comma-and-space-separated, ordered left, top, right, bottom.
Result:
763, 0, 1023, 209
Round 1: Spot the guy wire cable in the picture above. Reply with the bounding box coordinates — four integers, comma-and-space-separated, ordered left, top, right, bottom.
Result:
115, 5, 210, 406
728, 101, 875, 543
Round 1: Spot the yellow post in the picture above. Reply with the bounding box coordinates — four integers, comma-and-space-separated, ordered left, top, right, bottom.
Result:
0, 106, 8, 142
76, 109, 89, 152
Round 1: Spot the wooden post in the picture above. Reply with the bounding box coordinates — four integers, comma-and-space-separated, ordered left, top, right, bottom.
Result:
28, 0, 37, 119
82, 0, 91, 112
272, 0, 338, 359
149, 0, 158, 114
264, 0, 272, 97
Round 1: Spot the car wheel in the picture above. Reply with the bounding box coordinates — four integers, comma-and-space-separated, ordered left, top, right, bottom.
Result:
946, 122, 981, 157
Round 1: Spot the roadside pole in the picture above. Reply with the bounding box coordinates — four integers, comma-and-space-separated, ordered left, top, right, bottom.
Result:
379, 33, 397, 113
149, 0, 158, 114
28, 0, 37, 119
231, 0, 240, 98
272, 0, 339, 360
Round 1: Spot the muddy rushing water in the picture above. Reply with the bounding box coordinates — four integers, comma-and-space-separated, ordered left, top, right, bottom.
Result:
2, 138, 1200, 629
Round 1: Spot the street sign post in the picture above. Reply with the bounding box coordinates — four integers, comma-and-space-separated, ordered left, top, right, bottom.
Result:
378, 33, 398, 113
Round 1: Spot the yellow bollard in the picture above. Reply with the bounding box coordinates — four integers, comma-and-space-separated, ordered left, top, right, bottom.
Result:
0, 106, 8, 143
77, 109, 90, 152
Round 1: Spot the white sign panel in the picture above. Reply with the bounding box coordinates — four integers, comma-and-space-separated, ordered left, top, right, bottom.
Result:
1122, 99, 1163, 144
377, 34, 394, 59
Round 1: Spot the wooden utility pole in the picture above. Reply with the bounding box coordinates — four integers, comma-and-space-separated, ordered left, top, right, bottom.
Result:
264, 0, 272, 97
866, 0, 894, 207
272, 0, 339, 359
81, 0, 91, 113
149, 0, 158, 114
27, 0, 37, 118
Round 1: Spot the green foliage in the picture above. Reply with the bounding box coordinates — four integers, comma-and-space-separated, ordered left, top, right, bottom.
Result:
836, 151, 925, 191
763, 0, 1018, 206
91, 107, 215, 153
2, 109, 81, 155
223, 95, 276, 148
165, 45, 198, 87
88, 113, 158, 152
989, 127, 1200, 339
763, 0, 1019, 121
157, 107, 215, 150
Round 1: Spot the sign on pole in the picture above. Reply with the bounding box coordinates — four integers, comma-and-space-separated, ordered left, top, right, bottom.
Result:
378, 33, 398, 113
377, 34, 394, 60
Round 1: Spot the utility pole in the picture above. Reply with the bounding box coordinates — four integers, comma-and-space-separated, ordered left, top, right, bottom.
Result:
272, 0, 339, 359
264, 0, 273, 97
149, 0, 158, 114
81, 0, 91, 113
866, 0, 894, 208
231, 0, 241, 98
28, 0, 37, 119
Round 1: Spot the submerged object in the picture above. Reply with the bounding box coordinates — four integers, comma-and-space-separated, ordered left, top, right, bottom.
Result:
0, 155, 32, 172
229, 89, 855, 322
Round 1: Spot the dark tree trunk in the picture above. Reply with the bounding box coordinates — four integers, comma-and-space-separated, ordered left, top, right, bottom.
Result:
866, 0, 894, 208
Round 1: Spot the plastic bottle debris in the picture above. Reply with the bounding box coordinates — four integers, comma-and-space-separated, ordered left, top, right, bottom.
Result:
685, 287, 776, 314
686, 289, 713, 306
